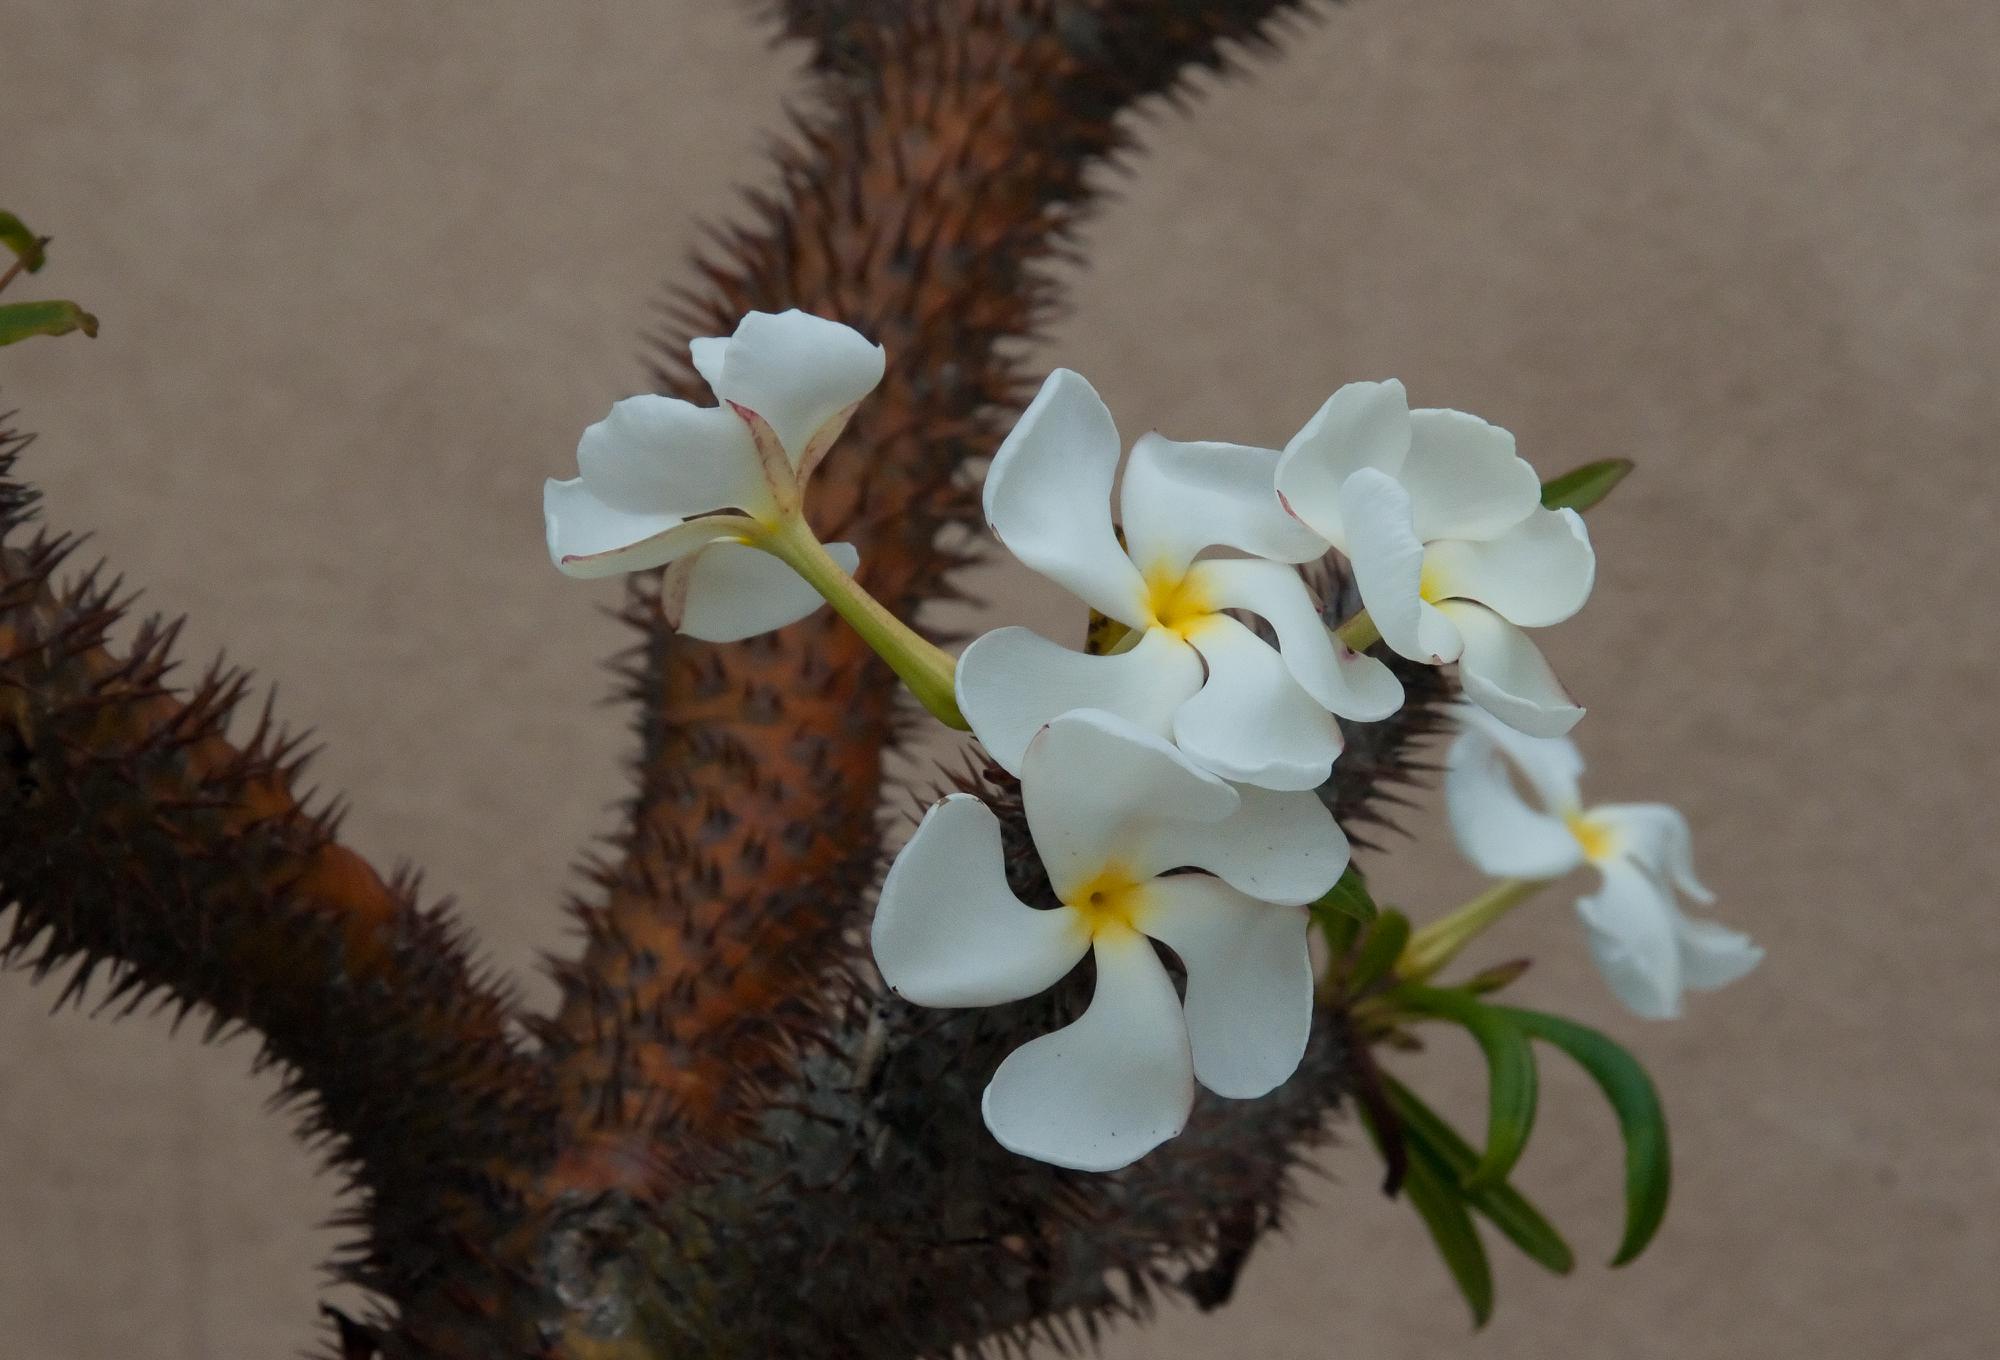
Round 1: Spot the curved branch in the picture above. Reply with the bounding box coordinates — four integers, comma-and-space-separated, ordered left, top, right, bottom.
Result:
0, 440, 554, 1305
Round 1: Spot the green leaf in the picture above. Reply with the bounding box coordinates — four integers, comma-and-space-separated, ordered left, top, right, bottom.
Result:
1356, 1095, 1495, 1327
1540, 458, 1633, 513
1382, 1073, 1574, 1275
0, 212, 47, 273
0, 299, 99, 346
1396, 986, 1539, 1190
1494, 1005, 1672, 1265
1345, 908, 1410, 996
1312, 866, 1379, 927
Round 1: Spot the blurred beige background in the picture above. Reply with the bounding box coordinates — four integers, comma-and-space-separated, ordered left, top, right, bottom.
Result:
3, 1, 1996, 1356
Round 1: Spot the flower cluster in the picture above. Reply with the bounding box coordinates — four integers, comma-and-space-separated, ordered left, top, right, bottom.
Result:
545, 311, 1757, 1174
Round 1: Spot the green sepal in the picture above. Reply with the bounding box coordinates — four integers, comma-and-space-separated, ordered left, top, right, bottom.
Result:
0, 299, 99, 346
1494, 1005, 1672, 1265
1540, 457, 1633, 513
1345, 908, 1410, 996
1381, 1073, 1574, 1276
0, 212, 47, 273
1396, 985, 1539, 1190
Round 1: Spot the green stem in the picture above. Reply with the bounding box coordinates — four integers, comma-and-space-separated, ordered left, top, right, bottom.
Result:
757, 517, 968, 730
1334, 607, 1380, 653
1398, 878, 1552, 984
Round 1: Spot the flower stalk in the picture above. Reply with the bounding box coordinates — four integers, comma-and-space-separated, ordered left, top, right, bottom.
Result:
757, 515, 968, 729
1398, 877, 1552, 984
1334, 607, 1381, 653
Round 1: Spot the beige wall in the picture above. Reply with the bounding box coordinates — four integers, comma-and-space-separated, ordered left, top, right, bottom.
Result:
3, 2, 1995, 1356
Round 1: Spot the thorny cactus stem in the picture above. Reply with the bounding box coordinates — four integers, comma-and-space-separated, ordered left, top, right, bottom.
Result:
0, 3, 1484, 1356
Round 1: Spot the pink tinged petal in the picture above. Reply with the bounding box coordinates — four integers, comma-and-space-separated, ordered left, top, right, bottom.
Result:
871, 794, 1090, 1008
543, 478, 750, 579
1139, 876, 1313, 1099
1445, 714, 1589, 878
1019, 709, 1239, 902
1338, 469, 1462, 664
664, 539, 858, 643
1438, 600, 1584, 737
1576, 860, 1684, 1020
1425, 506, 1596, 628
1128, 782, 1349, 907
1119, 434, 1327, 578
1398, 408, 1542, 542
1594, 803, 1712, 901
693, 309, 885, 469
954, 625, 1203, 776
1274, 379, 1413, 546
981, 931, 1194, 1171
576, 394, 777, 519
1676, 916, 1764, 993
1453, 702, 1588, 815
982, 369, 1150, 625
1190, 558, 1405, 722
1174, 615, 1345, 792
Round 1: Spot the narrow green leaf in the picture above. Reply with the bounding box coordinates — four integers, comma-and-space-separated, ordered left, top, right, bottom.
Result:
1396, 986, 1539, 1190
0, 212, 47, 273
0, 299, 99, 346
1382, 1073, 1574, 1275
1346, 908, 1410, 996
1357, 1095, 1495, 1327
1494, 1005, 1672, 1265
1313, 866, 1379, 926
1540, 458, 1633, 513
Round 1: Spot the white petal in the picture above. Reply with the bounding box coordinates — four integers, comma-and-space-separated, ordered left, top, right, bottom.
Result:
1174, 615, 1346, 792
1128, 782, 1349, 907
1399, 408, 1542, 542
1119, 434, 1327, 579
1445, 712, 1588, 879
954, 625, 1203, 776
544, 477, 748, 579
1676, 915, 1764, 992
983, 369, 1150, 625
1140, 876, 1313, 1099
1577, 860, 1684, 1020
1274, 379, 1412, 546
1190, 558, 1405, 722
1439, 600, 1584, 737
872, 794, 1090, 1007
1453, 701, 1587, 814
695, 309, 885, 469
1339, 469, 1462, 664
666, 539, 857, 642
1425, 506, 1596, 628
1594, 803, 1713, 902
1019, 709, 1239, 902
981, 931, 1194, 1171
576, 394, 776, 519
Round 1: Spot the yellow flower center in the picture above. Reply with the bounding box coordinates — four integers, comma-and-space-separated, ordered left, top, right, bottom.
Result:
1144, 565, 1216, 639
1567, 811, 1619, 864
1067, 865, 1148, 939
1418, 552, 1450, 604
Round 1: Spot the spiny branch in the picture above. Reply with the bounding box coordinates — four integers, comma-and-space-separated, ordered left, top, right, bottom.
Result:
0, 427, 553, 1310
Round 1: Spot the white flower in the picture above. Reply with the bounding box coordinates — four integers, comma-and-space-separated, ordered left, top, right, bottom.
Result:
871, 709, 1347, 1171
1274, 380, 1596, 737
544, 309, 885, 641
1445, 705, 1762, 1019
955, 370, 1403, 793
